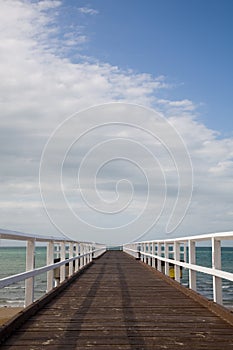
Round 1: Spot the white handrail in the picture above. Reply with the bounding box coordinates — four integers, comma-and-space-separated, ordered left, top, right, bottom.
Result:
123, 231, 233, 306
0, 229, 106, 307
0, 248, 105, 289
0, 227, 98, 243
132, 231, 233, 243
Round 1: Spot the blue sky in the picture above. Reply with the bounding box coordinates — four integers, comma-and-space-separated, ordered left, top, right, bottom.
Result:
0, 0, 233, 245
60, 0, 233, 135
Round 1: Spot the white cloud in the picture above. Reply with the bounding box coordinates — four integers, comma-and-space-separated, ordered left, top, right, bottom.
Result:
78, 7, 99, 15
158, 98, 196, 112
0, 0, 232, 244
209, 161, 233, 175
37, 1, 62, 10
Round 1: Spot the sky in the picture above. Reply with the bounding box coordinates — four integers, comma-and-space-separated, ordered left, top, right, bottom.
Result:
0, 0, 233, 246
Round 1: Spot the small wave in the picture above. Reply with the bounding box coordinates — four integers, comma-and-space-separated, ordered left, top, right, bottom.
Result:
222, 285, 231, 289
6, 299, 24, 304
0, 300, 25, 307
4, 285, 25, 290
182, 283, 189, 287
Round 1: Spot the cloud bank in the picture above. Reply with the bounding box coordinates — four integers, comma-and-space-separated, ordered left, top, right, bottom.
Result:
0, 0, 232, 244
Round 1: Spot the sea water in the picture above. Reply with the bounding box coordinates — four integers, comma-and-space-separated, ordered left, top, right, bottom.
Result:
181, 247, 233, 308
0, 246, 232, 308
0, 246, 47, 307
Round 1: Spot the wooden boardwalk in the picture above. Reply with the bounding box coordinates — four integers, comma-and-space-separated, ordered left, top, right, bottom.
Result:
1, 251, 233, 349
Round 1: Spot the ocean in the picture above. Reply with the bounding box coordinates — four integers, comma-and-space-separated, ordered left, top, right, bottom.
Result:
0, 246, 232, 308
0, 246, 47, 307
181, 247, 233, 308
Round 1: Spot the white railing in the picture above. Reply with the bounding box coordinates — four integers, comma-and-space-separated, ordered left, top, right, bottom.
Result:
0, 228, 106, 307
123, 231, 233, 306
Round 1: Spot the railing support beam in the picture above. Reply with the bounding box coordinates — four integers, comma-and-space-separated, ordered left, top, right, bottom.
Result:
157, 243, 162, 272
25, 240, 35, 307
164, 243, 169, 276
152, 242, 156, 268
47, 241, 54, 292
188, 240, 196, 291
212, 238, 222, 304
174, 242, 180, 283
69, 243, 74, 277
80, 244, 84, 268
60, 242, 66, 283
75, 243, 79, 272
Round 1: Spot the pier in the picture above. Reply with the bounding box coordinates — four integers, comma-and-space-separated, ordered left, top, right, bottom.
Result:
1, 249, 233, 349
0, 230, 233, 349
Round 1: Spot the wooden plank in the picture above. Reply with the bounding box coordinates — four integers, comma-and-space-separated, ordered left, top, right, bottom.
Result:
1, 251, 233, 349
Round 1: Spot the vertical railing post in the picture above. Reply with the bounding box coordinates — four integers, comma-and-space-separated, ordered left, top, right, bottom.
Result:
88, 244, 91, 262
89, 244, 92, 263
47, 241, 54, 292
174, 242, 180, 282
25, 239, 35, 307
88, 244, 91, 263
183, 241, 187, 264
84, 244, 88, 265
141, 243, 144, 262
143, 243, 146, 263
212, 237, 222, 304
143, 243, 145, 262
140, 243, 143, 261
75, 243, 79, 272
92, 244, 94, 261
89, 244, 92, 262
60, 242, 66, 283
152, 242, 156, 268
188, 240, 196, 291
164, 242, 169, 276
69, 243, 74, 277
83, 244, 87, 266
147, 243, 149, 264
80, 243, 84, 268
157, 243, 162, 272
147, 243, 150, 265
83, 243, 86, 265
149, 243, 153, 266
79, 243, 82, 268
92, 244, 95, 259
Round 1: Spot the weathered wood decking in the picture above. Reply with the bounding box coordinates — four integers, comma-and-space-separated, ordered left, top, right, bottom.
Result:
1, 251, 233, 349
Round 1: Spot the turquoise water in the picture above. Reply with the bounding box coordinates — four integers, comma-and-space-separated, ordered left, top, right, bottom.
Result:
181, 247, 233, 308
0, 246, 232, 307
0, 246, 47, 307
